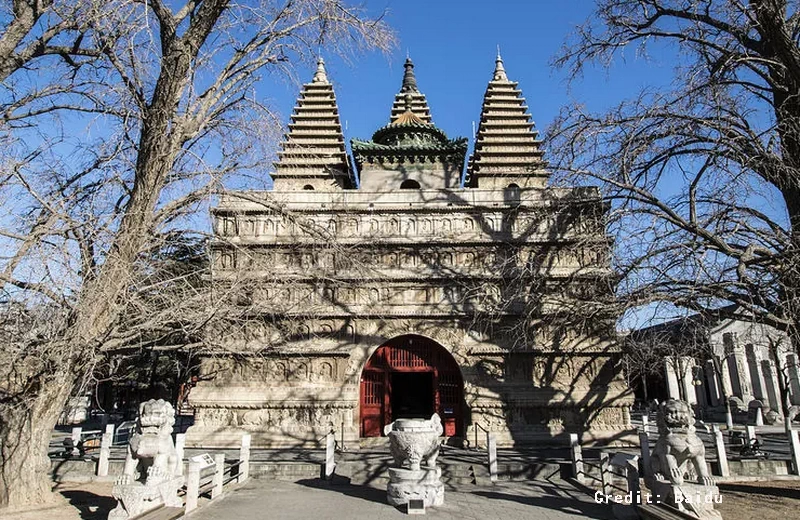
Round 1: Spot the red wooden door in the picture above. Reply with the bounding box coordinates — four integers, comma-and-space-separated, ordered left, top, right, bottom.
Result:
360, 370, 385, 437
359, 335, 463, 438
438, 371, 460, 437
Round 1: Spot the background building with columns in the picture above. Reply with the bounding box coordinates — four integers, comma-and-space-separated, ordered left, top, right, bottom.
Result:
630, 313, 800, 423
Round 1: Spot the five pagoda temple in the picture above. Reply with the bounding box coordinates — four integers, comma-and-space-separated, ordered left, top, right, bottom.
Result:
186, 53, 633, 449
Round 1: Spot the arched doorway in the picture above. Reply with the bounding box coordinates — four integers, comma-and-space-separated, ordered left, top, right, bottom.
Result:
359, 334, 464, 438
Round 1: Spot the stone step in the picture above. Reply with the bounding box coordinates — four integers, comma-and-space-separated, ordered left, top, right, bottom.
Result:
246, 459, 567, 488
250, 462, 321, 480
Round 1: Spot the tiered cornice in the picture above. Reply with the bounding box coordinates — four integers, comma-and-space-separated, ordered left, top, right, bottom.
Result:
272, 58, 354, 190
465, 53, 548, 189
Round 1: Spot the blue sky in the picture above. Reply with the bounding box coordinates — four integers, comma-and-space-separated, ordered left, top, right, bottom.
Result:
262, 0, 674, 152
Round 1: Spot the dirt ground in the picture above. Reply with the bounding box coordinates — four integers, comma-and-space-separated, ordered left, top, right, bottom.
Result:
716, 480, 800, 520
0, 482, 115, 520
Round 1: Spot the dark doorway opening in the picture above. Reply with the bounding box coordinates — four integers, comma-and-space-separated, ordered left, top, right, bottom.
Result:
390, 372, 433, 420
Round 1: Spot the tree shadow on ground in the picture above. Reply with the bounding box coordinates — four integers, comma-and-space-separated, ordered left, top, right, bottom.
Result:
472, 487, 614, 520
58, 490, 116, 520
295, 477, 391, 507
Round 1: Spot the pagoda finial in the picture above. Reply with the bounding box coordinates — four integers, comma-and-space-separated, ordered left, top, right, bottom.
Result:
313, 56, 328, 83
401, 57, 419, 93
404, 93, 414, 112
493, 49, 508, 81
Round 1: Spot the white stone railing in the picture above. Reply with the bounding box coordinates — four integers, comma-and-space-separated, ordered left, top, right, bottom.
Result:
184, 433, 251, 513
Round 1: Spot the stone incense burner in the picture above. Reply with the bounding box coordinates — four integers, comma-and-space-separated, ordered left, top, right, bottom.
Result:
384, 413, 444, 508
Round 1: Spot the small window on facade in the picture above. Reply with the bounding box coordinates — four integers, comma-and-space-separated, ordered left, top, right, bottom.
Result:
507, 183, 520, 189
400, 179, 421, 189
303, 184, 315, 190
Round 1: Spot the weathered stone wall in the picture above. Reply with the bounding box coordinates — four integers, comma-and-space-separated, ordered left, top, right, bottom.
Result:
186, 188, 634, 448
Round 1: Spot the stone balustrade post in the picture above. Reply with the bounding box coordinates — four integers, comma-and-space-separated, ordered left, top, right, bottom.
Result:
238, 433, 251, 483
185, 460, 201, 512
725, 404, 734, 430
789, 430, 800, 476
97, 429, 113, 477
746, 425, 757, 443
600, 451, 611, 495
175, 433, 186, 476
712, 425, 729, 478
487, 431, 497, 482
71, 426, 82, 456
569, 433, 585, 484
212, 453, 225, 499
638, 427, 652, 479
325, 432, 336, 479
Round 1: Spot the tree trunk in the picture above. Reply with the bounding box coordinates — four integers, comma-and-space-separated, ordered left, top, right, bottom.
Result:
770, 344, 792, 417
0, 366, 75, 509
641, 373, 649, 403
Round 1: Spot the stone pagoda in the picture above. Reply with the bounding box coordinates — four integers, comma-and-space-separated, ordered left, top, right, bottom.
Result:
465, 53, 547, 189
186, 54, 633, 449
271, 58, 354, 191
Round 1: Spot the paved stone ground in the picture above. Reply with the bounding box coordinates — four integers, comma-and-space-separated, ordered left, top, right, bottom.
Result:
188, 479, 615, 520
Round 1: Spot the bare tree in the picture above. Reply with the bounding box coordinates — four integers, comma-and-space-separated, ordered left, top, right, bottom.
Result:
622, 330, 665, 405
0, 0, 393, 508
550, 1, 800, 362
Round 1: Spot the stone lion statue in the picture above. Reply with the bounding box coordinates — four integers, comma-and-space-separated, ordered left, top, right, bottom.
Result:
650, 399, 713, 486
109, 399, 181, 520
122, 399, 178, 483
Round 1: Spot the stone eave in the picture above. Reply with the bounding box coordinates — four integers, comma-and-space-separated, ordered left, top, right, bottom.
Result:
210, 236, 611, 250
214, 186, 603, 210
209, 268, 615, 282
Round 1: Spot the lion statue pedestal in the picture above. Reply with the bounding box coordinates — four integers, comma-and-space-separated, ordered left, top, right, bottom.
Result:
384, 414, 444, 509
108, 399, 183, 520
646, 399, 721, 520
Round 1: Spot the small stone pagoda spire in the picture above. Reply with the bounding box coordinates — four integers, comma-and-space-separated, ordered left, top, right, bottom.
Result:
272, 57, 354, 190
390, 57, 432, 124
351, 60, 467, 190
493, 49, 507, 81
465, 53, 547, 189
